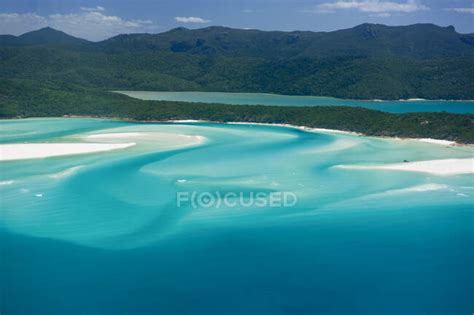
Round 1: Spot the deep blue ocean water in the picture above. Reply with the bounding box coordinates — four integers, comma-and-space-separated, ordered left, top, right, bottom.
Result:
116, 91, 474, 113
1, 118, 473, 314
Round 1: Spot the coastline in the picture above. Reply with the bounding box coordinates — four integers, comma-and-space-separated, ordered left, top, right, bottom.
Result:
2, 116, 471, 146
223, 121, 462, 146
226, 121, 361, 136
1, 118, 472, 176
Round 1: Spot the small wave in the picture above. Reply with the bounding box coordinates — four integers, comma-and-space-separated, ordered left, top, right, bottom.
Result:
388, 184, 448, 194
49, 166, 83, 179
307, 138, 361, 153
354, 183, 449, 201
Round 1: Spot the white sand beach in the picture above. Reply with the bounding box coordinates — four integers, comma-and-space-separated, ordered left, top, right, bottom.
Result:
227, 122, 359, 135
417, 138, 456, 146
336, 158, 474, 175
168, 120, 202, 123
0, 143, 135, 161
169, 121, 462, 145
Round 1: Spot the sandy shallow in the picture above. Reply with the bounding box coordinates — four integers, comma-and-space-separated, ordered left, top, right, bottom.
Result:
86, 132, 144, 139
417, 138, 456, 146
0, 143, 135, 161
0, 131, 206, 162
337, 158, 474, 175
84, 132, 205, 147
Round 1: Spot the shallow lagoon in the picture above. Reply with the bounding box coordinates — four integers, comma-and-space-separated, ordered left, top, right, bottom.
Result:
116, 91, 474, 113
0, 118, 473, 314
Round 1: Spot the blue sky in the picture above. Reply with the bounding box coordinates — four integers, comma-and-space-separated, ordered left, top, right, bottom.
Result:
0, 0, 473, 41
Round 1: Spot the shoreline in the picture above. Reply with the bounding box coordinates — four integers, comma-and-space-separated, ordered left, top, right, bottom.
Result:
2, 120, 472, 175
226, 121, 361, 136
223, 122, 462, 146
114, 90, 474, 103
2, 116, 471, 146
170, 120, 469, 147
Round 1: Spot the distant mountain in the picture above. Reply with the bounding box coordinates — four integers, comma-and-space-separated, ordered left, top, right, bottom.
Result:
99, 23, 474, 58
0, 24, 473, 99
3, 23, 472, 57
0, 27, 88, 46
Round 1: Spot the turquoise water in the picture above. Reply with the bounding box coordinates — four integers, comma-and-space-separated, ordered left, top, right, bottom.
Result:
1, 118, 473, 314
116, 91, 474, 113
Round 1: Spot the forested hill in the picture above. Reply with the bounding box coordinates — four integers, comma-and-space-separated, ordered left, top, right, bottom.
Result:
0, 23, 473, 100
100, 23, 474, 58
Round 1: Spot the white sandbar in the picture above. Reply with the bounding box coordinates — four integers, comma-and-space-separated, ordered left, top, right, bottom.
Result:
337, 158, 474, 175
0, 143, 135, 161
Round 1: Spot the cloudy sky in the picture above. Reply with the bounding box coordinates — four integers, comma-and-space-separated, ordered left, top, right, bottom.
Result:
0, 0, 473, 41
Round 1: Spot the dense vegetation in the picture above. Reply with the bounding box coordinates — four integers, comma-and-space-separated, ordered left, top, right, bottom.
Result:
0, 24, 473, 143
1, 79, 473, 143
0, 24, 473, 100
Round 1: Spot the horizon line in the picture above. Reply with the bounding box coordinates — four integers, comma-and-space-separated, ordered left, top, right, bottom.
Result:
1, 22, 469, 43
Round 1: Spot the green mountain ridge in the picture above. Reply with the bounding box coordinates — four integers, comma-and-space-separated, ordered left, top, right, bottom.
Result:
0, 23, 473, 100
2, 23, 473, 57
1, 23, 473, 143
0, 27, 88, 46
98, 23, 474, 58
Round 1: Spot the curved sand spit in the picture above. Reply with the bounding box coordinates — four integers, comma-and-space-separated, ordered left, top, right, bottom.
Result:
0, 143, 136, 161
0, 132, 206, 162
337, 158, 474, 176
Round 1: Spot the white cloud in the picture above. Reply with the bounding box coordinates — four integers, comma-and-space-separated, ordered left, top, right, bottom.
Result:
445, 7, 474, 14
309, 0, 429, 14
48, 11, 154, 40
174, 16, 211, 23
0, 13, 47, 35
370, 12, 392, 17
0, 9, 157, 41
80, 6, 105, 12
